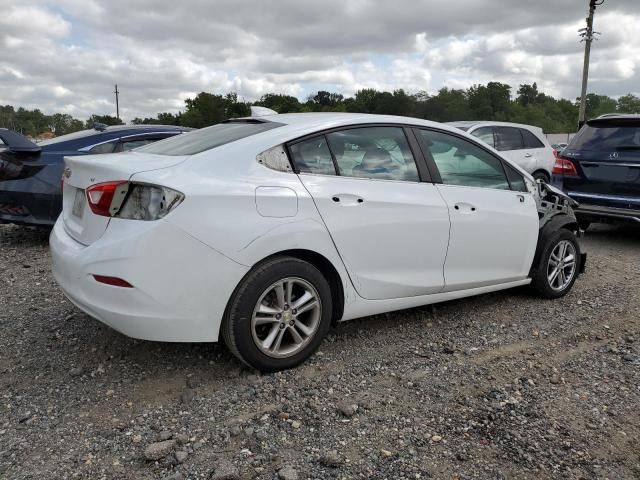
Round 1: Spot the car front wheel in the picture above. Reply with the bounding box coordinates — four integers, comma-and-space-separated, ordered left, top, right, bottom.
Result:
221, 256, 333, 372
531, 229, 581, 299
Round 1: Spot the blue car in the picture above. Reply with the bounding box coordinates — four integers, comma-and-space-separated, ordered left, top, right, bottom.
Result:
551, 114, 640, 229
0, 124, 192, 227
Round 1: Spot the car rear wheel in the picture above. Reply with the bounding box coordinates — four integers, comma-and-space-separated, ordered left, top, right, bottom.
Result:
531, 229, 581, 299
221, 256, 332, 372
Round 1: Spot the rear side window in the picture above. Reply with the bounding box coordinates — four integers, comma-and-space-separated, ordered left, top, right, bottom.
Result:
569, 123, 640, 151
289, 137, 336, 175
521, 129, 545, 148
89, 141, 117, 154
494, 127, 524, 151
138, 121, 281, 156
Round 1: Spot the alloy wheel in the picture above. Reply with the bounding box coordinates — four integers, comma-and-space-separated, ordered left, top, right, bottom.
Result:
547, 240, 577, 291
251, 277, 322, 358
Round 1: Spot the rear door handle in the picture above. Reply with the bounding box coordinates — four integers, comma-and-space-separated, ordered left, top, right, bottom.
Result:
517, 195, 525, 203
524, 153, 532, 158
332, 194, 364, 205
454, 202, 476, 213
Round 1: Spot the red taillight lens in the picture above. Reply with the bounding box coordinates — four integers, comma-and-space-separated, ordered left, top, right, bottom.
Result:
85, 181, 128, 217
552, 158, 578, 176
93, 275, 133, 288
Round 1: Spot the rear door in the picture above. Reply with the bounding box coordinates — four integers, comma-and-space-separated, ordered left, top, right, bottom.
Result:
562, 119, 640, 210
290, 126, 451, 300
414, 128, 538, 291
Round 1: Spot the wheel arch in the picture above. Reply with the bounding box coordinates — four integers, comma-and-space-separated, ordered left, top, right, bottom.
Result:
225, 249, 346, 325
530, 213, 580, 277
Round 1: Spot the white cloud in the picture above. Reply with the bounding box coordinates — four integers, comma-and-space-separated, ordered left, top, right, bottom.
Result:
0, 1, 638, 121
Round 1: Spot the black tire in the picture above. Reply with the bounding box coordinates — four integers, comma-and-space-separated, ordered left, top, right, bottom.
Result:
221, 256, 333, 372
533, 170, 550, 183
531, 229, 581, 299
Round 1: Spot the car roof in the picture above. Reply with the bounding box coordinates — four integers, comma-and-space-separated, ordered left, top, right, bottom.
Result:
445, 120, 544, 132
244, 112, 459, 134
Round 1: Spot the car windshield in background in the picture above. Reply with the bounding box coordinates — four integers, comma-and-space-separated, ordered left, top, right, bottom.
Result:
137, 121, 282, 156
570, 121, 640, 151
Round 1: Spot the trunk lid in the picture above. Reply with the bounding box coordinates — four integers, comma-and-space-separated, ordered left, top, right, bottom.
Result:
61, 152, 187, 245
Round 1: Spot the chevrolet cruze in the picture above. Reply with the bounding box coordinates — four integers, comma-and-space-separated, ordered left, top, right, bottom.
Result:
50, 112, 586, 371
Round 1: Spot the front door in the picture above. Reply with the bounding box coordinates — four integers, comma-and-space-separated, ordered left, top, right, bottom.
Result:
289, 126, 451, 300
415, 128, 539, 291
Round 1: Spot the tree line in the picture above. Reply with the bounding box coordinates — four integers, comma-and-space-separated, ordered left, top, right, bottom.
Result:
2, 83, 639, 138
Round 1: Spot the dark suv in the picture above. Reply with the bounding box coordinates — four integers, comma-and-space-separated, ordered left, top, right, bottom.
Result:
552, 115, 640, 228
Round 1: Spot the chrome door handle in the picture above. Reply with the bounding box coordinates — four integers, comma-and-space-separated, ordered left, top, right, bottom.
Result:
524, 153, 532, 158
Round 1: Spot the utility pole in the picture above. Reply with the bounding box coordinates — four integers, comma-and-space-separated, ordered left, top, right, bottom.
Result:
578, 0, 604, 128
114, 84, 120, 120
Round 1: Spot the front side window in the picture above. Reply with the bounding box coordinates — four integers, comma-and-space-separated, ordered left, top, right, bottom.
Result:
416, 129, 509, 190
471, 127, 495, 148
494, 127, 524, 151
289, 137, 336, 175
504, 163, 528, 192
326, 127, 419, 181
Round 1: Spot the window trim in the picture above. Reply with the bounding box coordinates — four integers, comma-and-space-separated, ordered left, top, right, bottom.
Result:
286, 123, 431, 183
412, 126, 524, 192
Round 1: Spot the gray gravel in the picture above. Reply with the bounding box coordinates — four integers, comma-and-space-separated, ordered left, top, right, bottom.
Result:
1, 223, 639, 479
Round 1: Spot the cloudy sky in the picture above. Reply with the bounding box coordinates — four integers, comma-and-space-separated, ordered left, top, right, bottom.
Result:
1, 0, 638, 121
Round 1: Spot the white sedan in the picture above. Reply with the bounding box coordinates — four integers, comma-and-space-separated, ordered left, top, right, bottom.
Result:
50, 112, 586, 371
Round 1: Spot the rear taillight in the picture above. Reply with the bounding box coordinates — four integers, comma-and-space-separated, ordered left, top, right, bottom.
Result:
86, 181, 129, 217
84, 181, 184, 220
552, 157, 578, 177
115, 183, 184, 221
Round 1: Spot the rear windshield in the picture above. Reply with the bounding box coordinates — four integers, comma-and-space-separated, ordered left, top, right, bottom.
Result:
137, 121, 281, 156
570, 123, 640, 151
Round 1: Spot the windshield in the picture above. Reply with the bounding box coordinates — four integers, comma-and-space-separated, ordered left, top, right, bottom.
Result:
137, 121, 282, 156
570, 123, 640, 151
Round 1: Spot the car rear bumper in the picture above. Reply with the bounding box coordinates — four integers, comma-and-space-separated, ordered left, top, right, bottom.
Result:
50, 217, 249, 342
574, 203, 640, 224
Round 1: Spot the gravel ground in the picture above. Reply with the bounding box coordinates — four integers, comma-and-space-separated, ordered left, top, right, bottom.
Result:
1, 223, 639, 480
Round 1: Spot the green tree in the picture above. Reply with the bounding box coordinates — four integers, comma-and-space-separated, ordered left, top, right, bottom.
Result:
254, 93, 301, 113
617, 94, 640, 114
86, 114, 124, 129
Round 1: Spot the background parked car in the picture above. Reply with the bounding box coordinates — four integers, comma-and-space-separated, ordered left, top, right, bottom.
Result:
551, 114, 640, 229
447, 121, 556, 182
0, 124, 192, 227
